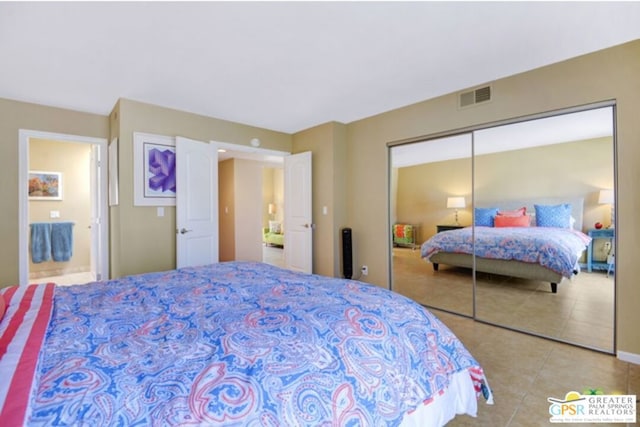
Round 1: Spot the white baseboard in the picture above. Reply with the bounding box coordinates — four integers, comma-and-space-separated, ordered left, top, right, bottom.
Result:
617, 351, 640, 365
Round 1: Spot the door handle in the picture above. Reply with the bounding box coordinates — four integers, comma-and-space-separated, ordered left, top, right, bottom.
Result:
178, 228, 193, 234
304, 224, 316, 229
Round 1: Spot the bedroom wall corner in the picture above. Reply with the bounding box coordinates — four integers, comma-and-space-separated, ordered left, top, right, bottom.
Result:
331, 122, 348, 279
292, 121, 347, 278
108, 101, 121, 280
345, 39, 640, 359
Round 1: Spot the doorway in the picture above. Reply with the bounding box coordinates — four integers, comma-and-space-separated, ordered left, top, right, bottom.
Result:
19, 130, 109, 286
214, 141, 288, 268
262, 165, 285, 268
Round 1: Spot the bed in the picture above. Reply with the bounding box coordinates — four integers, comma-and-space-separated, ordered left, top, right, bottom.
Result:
0, 261, 492, 426
421, 200, 591, 293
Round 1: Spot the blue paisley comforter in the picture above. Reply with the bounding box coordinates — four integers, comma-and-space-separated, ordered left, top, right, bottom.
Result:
23, 262, 489, 426
421, 226, 591, 277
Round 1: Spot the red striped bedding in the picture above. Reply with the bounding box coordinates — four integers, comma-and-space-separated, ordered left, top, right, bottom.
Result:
0, 283, 55, 425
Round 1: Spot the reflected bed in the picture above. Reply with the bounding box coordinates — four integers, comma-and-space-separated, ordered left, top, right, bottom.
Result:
422, 226, 591, 293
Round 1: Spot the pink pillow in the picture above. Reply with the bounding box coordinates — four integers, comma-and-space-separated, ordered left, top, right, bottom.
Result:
495, 214, 531, 227
497, 207, 526, 217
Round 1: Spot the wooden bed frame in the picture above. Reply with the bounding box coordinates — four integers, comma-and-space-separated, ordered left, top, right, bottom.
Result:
430, 252, 565, 293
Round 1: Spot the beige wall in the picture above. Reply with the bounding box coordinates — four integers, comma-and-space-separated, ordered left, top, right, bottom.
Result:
292, 122, 348, 278
396, 137, 613, 243
218, 159, 235, 262
28, 139, 92, 277
262, 167, 284, 226
111, 98, 291, 278
346, 40, 640, 357
395, 156, 472, 243
233, 158, 264, 262
0, 98, 109, 286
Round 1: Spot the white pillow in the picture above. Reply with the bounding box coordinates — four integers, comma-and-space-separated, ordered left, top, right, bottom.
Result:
268, 221, 282, 234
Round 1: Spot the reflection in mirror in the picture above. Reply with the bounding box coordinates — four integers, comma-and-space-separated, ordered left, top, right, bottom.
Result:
473, 106, 615, 353
390, 134, 473, 316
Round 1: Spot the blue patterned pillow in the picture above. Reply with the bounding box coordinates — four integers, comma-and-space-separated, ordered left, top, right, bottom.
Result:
534, 204, 572, 228
474, 207, 499, 227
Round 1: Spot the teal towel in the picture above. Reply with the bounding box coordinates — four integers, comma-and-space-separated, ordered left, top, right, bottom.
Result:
30, 223, 51, 263
51, 222, 74, 262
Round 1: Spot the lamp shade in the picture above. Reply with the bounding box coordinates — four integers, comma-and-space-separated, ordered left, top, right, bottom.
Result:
598, 189, 614, 204
447, 197, 466, 209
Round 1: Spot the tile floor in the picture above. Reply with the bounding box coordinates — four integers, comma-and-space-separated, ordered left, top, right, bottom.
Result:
263, 244, 285, 268
391, 246, 638, 425
34, 271, 95, 286
392, 247, 614, 351
435, 309, 639, 426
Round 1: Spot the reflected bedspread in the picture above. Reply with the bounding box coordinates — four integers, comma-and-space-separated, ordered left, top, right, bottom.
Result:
421, 227, 590, 278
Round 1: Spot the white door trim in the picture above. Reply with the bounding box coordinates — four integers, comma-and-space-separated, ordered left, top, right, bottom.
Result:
213, 141, 290, 159
19, 129, 109, 286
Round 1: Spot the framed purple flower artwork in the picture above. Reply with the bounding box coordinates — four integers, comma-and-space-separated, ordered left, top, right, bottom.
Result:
133, 132, 176, 206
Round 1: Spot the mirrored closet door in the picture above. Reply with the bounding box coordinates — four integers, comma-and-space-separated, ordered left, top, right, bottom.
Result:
390, 134, 473, 316
389, 104, 616, 353
473, 106, 615, 352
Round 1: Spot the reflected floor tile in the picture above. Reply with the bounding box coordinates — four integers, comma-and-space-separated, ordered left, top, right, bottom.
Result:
391, 247, 614, 353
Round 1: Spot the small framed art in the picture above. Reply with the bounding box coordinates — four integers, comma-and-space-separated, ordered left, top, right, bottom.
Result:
28, 171, 63, 200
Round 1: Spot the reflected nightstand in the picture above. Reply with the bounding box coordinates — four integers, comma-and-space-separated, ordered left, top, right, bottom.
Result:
586, 228, 614, 273
436, 225, 464, 233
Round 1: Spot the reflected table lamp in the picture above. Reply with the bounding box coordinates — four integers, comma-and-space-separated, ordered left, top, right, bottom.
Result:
447, 196, 466, 225
598, 189, 614, 228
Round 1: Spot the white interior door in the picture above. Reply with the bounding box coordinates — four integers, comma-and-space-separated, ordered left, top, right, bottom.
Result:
176, 137, 219, 268
284, 151, 313, 273
90, 145, 100, 280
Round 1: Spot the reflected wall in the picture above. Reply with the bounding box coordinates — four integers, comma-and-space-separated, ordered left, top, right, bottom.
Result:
390, 134, 473, 316
473, 108, 615, 352
390, 105, 615, 353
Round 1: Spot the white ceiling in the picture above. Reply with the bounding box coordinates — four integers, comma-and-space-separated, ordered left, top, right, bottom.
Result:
1, 2, 639, 134
391, 106, 614, 167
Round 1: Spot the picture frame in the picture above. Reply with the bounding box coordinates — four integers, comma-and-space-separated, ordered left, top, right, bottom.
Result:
28, 171, 63, 200
133, 132, 176, 206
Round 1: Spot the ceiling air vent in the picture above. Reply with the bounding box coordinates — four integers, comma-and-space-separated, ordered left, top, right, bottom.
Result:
459, 85, 492, 108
